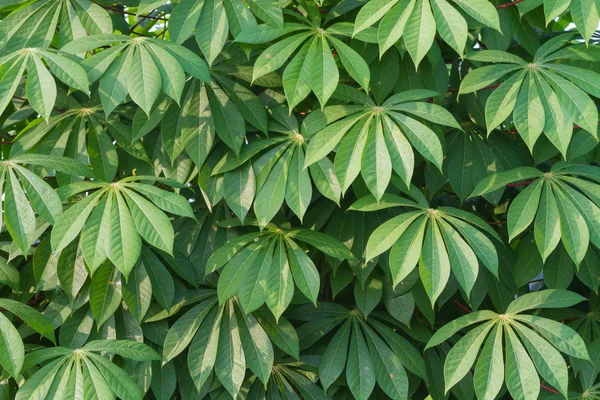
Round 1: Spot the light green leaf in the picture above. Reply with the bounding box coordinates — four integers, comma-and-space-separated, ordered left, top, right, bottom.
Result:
431, 0, 467, 55
420, 219, 451, 305
534, 183, 560, 262
504, 324, 540, 400
507, 179, 544, 242
403, 0, 436, 68
163, 299, 216, 362
128, 45, 161, 116
444, 320, 495, 392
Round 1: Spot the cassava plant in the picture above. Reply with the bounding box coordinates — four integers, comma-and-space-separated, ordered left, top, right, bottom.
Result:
0, 0, 599, 399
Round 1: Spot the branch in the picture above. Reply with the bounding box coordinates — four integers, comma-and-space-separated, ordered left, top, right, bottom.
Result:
496, 0, 525, 9
94, 2, 167, 21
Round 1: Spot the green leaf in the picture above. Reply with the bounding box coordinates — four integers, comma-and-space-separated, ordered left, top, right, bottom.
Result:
328, 35, 370, 91
146, 43, 186, 103
513, 314, 589, 360
254, 149, 291, 228
195, 0, 228, 66
254, 309, 299, 359
431, 0, 467, 55
504, 324, 540, 400
389, 216, 428, 287
389, 112, 444, 171
473, 324, 504, 400
534, 183, 560, 262
123, 188, 174, 256
217, 240, 265, 303
377, 0, 416, 56
571, 0, 599, 43
107, 192, 141, 278
206, 83, 246, 155
238, 239, 275, 314
223, 164, 255, 223
334, 115, 371, 194
237, 310, 273, 385
553, 185, 589, 266
163, 299, 216, 362
214, 303, 245, 398
141, 247, 174, 311
128, 45, 161, 116
444, 320, 495, 392
121, 261, 152, 324
362, 116, 391, 200
543, 0, 571, 24
354, 0, 399, 35
188, 306, 221, 391
420, 219, 451, 305
346, 321, 376, 400
425, 310, 499, 349
469, 167, 542, 198
89, 261, 121, 327
310, 37, 339, 109
453, 0, 501, 30
514, 74, 545, 150
4, 170, 35, 254
51, 190, 103, 253
252, 32, 311, 81
535, 72, 572, 157
403, 0, 436, 68
83, 340, 160, 361
265, 237, 294, 321
38, 50, 89, 93
0, 312, 24, 378
319, 320, 351, 391
485, 69, 526, 134
286, 237, 320, 305
0, 256, 20, 290
506, 289, 587, 314
365, 211, 423, 261
507, 179, 544, 241
438, 219, 478, 298
26, 54, 57, 120
247, 0, 283, 28
459, 64, 522, 95
354, 275, 382, 317
512, 321, 569, 397
169, 0, 205, 44
283, 37, 317, 112
11, 154, 94, 177
87, 352, 143, 400
87, 121, 118, 182
363, 324, 409, 400
305, 113, 366, 168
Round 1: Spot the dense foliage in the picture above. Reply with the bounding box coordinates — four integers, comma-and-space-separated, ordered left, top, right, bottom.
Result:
0, 0, 599, 399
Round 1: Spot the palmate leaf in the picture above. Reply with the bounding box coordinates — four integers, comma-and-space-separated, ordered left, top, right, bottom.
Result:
296, 303, 422, 400
353, 0, 499, 65
358, 189, 499, 303
304, 85, 460, 199
3, 3, 600, 400
238, 17, 371, 110
51, 177, 193, 277
461, 35, 600, 155
16, 340, 159, 400
208, 103, 343, 224
160, 294, 275, 396
61, 35, 209, 116
0, 48, 89, 119
0, 0, 112, 53
427, 289, 588, 398
212, 221, 353, 315
472, 165, 600, 266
